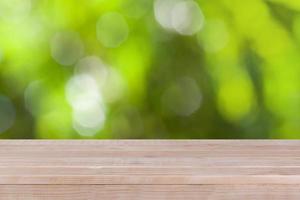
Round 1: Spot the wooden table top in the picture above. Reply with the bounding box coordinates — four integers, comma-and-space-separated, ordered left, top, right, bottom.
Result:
1, 140, 300, 185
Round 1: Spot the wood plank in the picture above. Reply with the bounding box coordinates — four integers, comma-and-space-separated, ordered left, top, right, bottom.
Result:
1, 167, 300, 184
0, 140, 300, 184
0, 185, 300, 200
1, 140, 300, 199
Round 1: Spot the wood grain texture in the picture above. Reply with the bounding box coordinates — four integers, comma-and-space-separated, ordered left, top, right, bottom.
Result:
1, 185, 300, 200
0, 140, 300, 199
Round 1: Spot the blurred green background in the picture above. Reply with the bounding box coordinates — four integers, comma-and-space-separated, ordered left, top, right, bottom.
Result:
0, 0, 300, 139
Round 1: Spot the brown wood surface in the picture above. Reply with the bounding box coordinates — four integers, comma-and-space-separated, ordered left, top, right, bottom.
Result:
0, 140, 300, 199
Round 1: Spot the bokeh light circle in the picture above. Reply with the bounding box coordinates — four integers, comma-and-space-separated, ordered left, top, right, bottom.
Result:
162, 77, 202, 116
171, 0, 205, 35
50, 31, 84, 66
75, 56, 108, 87
96, 12, 129, 48
66, 74, 106, 137
197, 19, 229, 53
154, 0, 204, 35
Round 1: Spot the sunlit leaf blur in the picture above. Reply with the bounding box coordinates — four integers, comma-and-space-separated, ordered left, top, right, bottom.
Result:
0, 0, 299, 139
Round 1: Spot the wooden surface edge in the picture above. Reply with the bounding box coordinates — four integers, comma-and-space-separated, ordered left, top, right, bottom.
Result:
0, 140, 300, 185
0, 185, 299, 200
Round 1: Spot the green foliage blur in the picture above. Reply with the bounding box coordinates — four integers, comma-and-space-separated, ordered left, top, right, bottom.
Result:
0, 0, 300, 139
